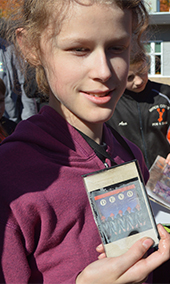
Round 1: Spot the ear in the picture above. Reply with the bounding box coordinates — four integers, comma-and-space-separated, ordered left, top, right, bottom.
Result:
16, 28, 40, 66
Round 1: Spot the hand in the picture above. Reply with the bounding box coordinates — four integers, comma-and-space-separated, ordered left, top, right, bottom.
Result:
76, 224, 170, 284
165, 153, 170, 165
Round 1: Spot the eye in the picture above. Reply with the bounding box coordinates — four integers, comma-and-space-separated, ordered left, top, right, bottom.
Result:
74, 47, 87, 52
127, 74, 135, 82
70, 47, 90, 56
109, 45, 128, 54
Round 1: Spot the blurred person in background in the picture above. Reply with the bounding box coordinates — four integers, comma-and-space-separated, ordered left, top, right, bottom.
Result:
0, 77, 16, 142
0, 19, 38, 123
107, 50, 170, 169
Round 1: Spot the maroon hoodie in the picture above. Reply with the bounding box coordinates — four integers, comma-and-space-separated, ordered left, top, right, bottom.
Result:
0, 106, 149, 283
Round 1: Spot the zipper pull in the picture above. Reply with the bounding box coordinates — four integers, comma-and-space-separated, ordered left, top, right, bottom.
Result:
104, 162, 109, 168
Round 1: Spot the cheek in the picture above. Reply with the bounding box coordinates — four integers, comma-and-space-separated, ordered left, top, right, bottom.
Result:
45, 65, 75, 104
43, 61, 65, 94
144, 74, 148, 83
114, 56, 129, 82
126, 81, 133, 90
45, 59, 77, 90
117, 62, 129, 92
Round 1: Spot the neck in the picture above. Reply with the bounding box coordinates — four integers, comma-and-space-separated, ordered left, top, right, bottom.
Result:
74, 123, 103, 144
49, 93, 103, 144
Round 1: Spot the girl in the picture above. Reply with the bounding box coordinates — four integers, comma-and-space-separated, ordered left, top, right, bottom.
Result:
0, 0, 170, 283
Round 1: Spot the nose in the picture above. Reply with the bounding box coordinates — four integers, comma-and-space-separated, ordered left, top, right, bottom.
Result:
135, 75, 143, 86
89, 49, 112, 82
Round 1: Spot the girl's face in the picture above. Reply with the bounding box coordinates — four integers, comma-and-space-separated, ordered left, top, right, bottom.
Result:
40, 2, 132, 135
126, 62, 148, 93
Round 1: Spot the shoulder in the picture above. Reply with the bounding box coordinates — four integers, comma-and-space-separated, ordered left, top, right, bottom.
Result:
149, 80, 170, 99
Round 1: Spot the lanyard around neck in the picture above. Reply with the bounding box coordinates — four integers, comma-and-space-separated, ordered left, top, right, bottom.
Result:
75, 125, 136, 167
76, 128, 117, 166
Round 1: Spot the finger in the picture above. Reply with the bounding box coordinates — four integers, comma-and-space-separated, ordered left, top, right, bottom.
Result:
79, 238, 154, 284
157, 223, 170, 257
144, 224, 170, 269
119, 224, 170, 283
108, 237, 154, 279
96, 243, 104, 253
96, 237, 153, 263
98, 252, 106, 260
165, 153, 170, 164
96, 244, 106, 259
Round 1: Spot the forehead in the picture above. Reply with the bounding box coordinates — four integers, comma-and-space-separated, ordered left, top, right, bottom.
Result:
65, 4, 129, 37
48, 2, 132, 39
129, 61, 148, 74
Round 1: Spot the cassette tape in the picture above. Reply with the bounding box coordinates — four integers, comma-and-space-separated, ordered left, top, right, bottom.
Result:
83, 160, 159, 257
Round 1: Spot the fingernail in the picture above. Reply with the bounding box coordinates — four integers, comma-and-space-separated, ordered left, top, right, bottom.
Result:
98, 253, 105, 259
142, 238, 154, 249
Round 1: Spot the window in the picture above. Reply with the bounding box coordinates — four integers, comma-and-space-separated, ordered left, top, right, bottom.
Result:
145, 41, 162, 75
160, 0, 170, 12
145, 0, 160, 12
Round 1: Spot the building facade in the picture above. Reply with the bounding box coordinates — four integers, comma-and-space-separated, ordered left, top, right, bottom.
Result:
145, 0, 170, 84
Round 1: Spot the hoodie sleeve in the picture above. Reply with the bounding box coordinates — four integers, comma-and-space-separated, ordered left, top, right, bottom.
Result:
0, 217, 32, 283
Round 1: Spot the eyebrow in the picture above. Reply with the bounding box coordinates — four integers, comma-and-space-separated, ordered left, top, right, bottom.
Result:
59, 33, 131, 45
60, 37, 92, 45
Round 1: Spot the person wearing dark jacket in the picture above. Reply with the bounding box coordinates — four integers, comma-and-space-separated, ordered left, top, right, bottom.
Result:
0, 77, 16, 142
107, 51, 170, 169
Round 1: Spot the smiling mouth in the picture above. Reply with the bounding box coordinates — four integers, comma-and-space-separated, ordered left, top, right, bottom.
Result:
85, 91, 111, 97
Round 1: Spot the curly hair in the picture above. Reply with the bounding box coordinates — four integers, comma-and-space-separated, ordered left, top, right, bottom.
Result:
6, 0, 149, 95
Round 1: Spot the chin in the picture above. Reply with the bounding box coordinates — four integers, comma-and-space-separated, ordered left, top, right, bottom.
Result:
132, 88, 144, 93
84, 108, 114, 124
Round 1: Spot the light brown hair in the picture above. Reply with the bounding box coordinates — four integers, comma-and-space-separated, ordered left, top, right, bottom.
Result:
7, 0, 149, 95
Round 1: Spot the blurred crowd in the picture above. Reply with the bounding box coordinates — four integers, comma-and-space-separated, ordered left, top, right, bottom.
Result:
0, 18, 49, 143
